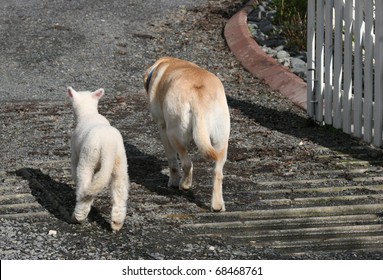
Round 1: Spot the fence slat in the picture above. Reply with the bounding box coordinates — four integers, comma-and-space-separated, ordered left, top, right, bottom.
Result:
324, 0, 334, 125
343, 0, 354, 134
333, 0, 344, 129
363, 0, 374, 143
315, 0, 325, 122
353, 0, 364, 138
307, 0, 316, 118
374, 0, 383, 146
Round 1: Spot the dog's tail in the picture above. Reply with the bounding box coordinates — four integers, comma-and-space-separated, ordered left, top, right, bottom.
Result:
192, 112, 218, 161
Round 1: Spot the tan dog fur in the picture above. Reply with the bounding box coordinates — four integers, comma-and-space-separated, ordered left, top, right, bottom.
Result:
144, 57, 230, 211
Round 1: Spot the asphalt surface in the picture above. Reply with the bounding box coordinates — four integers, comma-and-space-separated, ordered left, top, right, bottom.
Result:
1, 0, 383, 260
0, 0, 206, 101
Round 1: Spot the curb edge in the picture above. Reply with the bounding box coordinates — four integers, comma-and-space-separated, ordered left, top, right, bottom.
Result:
224, 0, 307, 110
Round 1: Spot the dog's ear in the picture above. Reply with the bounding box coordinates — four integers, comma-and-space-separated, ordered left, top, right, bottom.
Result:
92, 88, 105, 99
67, 87, 76, 99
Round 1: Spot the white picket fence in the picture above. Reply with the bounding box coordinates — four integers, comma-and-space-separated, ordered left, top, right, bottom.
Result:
307, 0, 383, 147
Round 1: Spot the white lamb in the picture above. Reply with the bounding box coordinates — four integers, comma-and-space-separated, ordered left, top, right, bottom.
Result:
67, 87, 129, 232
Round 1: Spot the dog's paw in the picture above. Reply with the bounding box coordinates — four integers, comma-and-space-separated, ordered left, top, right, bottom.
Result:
167, 178, 180, 188
179, 170, 193, 190
179, 178, 192, 190
168, 170, 181, 187
211, 201, 226, 212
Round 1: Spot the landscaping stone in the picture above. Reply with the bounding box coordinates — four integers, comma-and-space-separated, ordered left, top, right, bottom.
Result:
247, 0, 308, 81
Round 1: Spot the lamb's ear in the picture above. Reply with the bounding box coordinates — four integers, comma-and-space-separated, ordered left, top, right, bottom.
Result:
92, 88, 105, 99
67, 87, 76, 99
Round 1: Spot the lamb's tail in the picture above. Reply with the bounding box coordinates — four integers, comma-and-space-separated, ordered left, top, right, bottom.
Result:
192, 112, 218, 161
88, 148, 116, 195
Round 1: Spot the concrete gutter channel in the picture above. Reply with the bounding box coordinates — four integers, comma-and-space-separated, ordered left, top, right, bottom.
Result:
1, 1, 383, 259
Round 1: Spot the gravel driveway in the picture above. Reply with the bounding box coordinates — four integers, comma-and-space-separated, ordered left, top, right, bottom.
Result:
1, 0, 383, 260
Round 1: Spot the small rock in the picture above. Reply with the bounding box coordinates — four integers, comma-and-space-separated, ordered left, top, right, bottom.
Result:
258, 11, 267, 18
146, 252, 165, 260
184, 244, 194, 252
291, 57, 307, 70
48, 230, 57, 237
276, 50, 290, 60
258, 20, 274, 34
292, 59, 307, 70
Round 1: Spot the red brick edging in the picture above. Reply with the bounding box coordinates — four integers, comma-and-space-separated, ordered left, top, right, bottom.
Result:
224, 0, 307, 110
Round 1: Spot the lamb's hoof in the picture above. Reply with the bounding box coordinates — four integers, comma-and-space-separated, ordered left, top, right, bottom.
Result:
71, 212, 86, 224
111, 221, 123, 232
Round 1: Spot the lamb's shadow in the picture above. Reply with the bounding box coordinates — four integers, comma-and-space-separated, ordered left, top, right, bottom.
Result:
15, 168, 111, 231
125, 143, 210, 210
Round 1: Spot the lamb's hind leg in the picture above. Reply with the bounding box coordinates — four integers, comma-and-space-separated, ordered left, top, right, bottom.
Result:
110, 160, 129, 232
73, 168, 95, 222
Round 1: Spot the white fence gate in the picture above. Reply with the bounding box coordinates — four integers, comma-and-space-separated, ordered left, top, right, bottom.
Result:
307, 0, 383, 147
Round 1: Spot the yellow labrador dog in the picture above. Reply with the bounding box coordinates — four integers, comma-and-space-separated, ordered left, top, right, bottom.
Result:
144, 57, 230, 211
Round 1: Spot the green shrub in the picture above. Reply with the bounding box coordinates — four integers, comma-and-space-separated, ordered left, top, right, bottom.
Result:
271, 0, 307, 51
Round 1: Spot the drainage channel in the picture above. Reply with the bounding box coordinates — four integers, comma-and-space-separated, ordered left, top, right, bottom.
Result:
182, 163, 383, 255
0, 171, 50, 219
1, 99, 383, 257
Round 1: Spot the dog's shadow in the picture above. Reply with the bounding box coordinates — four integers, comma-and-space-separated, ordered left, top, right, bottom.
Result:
226, 95, 383, 162
125, 143, 210, 210
15, 168, 111, 231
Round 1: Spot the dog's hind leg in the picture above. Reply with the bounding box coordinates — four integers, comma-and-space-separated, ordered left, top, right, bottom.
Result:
166, 130, 193, 190
158, 123, 181, 187
178, 150, 193, 190
211, 143, 228, 212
